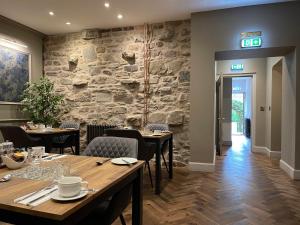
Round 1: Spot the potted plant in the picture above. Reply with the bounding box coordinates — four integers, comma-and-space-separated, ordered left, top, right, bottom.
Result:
21, 77, 64, 126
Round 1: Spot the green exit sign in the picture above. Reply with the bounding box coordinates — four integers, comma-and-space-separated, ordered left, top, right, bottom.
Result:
241, 37, 262, 48
231, 64, 244, 71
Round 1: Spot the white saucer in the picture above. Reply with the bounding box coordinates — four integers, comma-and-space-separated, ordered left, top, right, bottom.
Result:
111, 157, 138, 165
51, 190, 88, 201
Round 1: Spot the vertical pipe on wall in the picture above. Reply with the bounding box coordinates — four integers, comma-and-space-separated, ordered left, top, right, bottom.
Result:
143, 24, 153, 127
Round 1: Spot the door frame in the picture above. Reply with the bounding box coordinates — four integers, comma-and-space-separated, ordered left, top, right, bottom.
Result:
215, 73, 256, 153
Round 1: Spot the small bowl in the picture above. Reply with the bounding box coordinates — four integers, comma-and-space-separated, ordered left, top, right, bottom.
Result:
1, 152, 28, 170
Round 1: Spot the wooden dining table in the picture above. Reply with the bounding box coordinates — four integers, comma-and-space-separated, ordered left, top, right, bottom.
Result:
26, 128, 80, 155
0, 155, 144, 225
141, 132, 173, 195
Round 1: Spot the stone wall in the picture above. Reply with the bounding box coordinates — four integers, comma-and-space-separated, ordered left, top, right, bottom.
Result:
43, 20, 191, 165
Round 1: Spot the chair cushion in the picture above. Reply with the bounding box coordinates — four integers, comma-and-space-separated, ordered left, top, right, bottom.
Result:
83, 136, 138, 158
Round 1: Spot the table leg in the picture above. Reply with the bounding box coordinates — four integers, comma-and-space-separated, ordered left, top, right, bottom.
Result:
74, 131, 80, 155
43, 137, 52, 153
132, 166, 143, 225
168, 135, 173, 179
155, 140, 161, 195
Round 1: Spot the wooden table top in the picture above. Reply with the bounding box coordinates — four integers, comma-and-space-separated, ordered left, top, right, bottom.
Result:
0, 155, 144, 221
26, 128, 79, 134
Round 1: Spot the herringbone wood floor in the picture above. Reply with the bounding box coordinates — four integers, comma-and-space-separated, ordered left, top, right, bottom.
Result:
114, 136, 300, 225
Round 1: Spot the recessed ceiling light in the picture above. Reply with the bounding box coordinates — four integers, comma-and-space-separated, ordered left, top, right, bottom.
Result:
117, 14, 123, 19
66, 22, 71, 25
104, 2, 110, 8
49, 11, 54, 16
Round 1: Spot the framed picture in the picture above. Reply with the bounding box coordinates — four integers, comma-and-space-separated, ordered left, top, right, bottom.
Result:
0, 43, 31, 104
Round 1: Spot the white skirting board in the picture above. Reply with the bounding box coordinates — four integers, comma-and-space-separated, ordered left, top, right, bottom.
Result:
188, 161, 215, 172
280, 160, 300, 180
252, 146, 281, 159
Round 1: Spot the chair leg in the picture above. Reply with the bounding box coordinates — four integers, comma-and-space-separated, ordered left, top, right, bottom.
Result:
146, 161, 153, 188
70, 146, 75, 155
161, 151, 169, 173
119, 214, 126, 225
60, 148, 64, 154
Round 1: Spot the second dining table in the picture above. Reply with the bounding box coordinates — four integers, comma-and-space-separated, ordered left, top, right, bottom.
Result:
26, 128, 80, 155
141, 132, 173, 195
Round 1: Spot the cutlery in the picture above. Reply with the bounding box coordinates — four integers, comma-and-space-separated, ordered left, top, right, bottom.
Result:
96, 158, 111, 166
26, 188, 58, 206
15, 184, 56, 203
0, 174, 11, 182
121, 158, 132, 166
43, 154, 61, 161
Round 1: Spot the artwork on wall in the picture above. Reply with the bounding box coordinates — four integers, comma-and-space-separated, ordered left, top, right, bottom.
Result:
0, 43, 30, 103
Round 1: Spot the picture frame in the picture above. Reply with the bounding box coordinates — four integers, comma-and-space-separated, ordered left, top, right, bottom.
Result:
0, 42, 31, 105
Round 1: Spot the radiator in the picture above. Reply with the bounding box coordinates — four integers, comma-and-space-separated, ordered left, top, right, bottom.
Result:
86, 124, 117, 144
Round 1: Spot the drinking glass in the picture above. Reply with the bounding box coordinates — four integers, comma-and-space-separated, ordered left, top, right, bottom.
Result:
28, 147, 43, 164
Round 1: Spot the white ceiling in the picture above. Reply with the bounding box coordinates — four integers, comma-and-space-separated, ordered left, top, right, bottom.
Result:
0, 0, 293, 35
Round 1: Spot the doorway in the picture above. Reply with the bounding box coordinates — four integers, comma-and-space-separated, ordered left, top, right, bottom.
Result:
215, 73, 253, 156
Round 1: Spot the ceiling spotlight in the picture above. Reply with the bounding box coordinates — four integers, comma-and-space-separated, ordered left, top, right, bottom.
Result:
117, 14, 123, 19
104, 2, 110, 8
66, 22, 71, 25
49, 11, 54, 16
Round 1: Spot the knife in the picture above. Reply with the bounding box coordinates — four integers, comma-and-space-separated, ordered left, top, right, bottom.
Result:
26, 188, 58, 206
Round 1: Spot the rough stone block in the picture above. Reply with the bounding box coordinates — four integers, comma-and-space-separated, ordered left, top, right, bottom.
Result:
96, 92, 112, 102
112, 106, 127, 114
89, 66, 102, 76
149, 61, 167, 75
159, 28, 175, 41
81, 29, 100, 40
179, 71, 190, 82
121, 79, 140, 89
167, 110, 184, 125
126, 115, 142, 127
113, 89, 133, 104
83, 46, 97, 62
160, 87, 172, 95
124, 65, 138, 73
73, 79, 88, 87
61, 78, 73, 85
148, 113, 167, 123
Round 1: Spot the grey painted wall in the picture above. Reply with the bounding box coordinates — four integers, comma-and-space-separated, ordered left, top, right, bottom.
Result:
191, 1, 300, 169
271, 60, 282, 152
0, 17, 44, 141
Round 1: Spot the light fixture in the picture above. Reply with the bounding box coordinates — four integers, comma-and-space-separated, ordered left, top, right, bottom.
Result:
66, 22, 71, 25
117, 14, 123, 19
49, 11, 54, 16
0, 38, 28, 48
104, 2, 110, 8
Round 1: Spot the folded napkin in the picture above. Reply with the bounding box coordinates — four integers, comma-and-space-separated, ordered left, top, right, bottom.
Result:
14, 185, 58, 207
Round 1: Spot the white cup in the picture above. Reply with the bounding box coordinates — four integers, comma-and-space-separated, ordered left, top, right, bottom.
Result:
153, 130, 161, 135
57, 176, 88, 198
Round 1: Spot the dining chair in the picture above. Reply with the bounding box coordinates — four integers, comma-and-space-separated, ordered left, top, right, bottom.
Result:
52, 121, 80, 154
105, 128, 155, 188
81, 136, 138, 225
145, 123, 170, 172
0, 126, 43, 149
83, 136, 138, 158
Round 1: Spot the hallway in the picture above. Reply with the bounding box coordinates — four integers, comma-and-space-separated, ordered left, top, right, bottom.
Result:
118, 136, 300, 225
